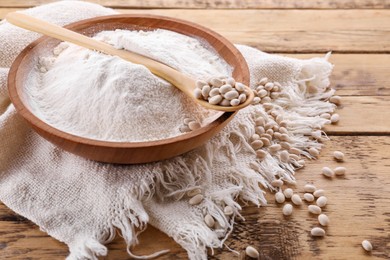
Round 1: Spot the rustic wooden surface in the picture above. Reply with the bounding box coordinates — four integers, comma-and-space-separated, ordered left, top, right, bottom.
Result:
1, 0, 389, 259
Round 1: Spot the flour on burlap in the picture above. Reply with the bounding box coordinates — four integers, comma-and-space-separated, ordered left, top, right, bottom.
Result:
0, 2, 336, 260
28, 29, 229, 142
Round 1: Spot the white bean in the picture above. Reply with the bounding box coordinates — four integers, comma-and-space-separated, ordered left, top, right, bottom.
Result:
262, 96, 272, 103
209, 95, 223, 105
333, 151, 345, 161
334, 166, 346, 176
264, 82, 274, 91
271, 179, 284, 187
188, 121, 201, 131
256, 149, 267, 159
309, 147, 320, 157
316, 196, 328, 207
251, 140, 264, 150
245, 246, 260, 258
304, 193, 315, 202
282, 203, 293, 216
209, 87, 221, 97
258, 89, 268, 98
283, 188, 293, 199
193, 88, 202, 99
238, 93, 247, 103
235, 82, 246, 92
311, 227, 326, 237
329, 95, 342, 105
269, 144, 282, 153
280, 150, 290, 163
219, 84, 233, 94
196, 80, 208, 89
318, 214, 330, 226
224, 90, 239, 100
201, 85, 211, 98
219, 98, 231, 106
224, 206, 234, 216
189, 194, 204, 205
187, 188, 202, 197
291, 194, 303, 206
230, 99, 240, 106
275, 192, 285, 203
322, 167, 334, 178
260, 137, 271, 147
313, 189, 325, 197
259, 77, 268, 85
252, 97, 261, 104
255, 117, 265, 126
362, 240, 373, 252
330, 113, 340, 124
210, 78, 224, 87
304, 184, 316, 193
204, 214, 215, 228
251, 134, 260, 141
226, 77, 235, 87
308, 205, 322, 214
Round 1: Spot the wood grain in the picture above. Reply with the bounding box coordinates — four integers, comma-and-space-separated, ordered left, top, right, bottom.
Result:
1, 9, 390, 53
1, 136, 389, 259
0, 0, 389, 9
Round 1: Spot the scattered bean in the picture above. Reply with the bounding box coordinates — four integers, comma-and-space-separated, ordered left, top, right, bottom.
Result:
282, 203, 293, 216
271, 179, 284, 187
189, 194, 204, 205
196, 80, 207, 89
280, 150, 290, 163
304, 184, 316, 193
362, 240, 373, 252
260, 137, 271, 146
245, 246, 260, 258
308, 205, 322, 214
283, 188, 294, 199
253, 97, 261, 104
269, 144, 282, 153
275, 192, 286, 203
224, 206, 234, 216
318, 214, 330, 226
330, 113, 340, 124
188, 121, 201, 131
291, 194, 303, 206
204, 214, 215, 228
333, 151, 345, 161
251, 140, 264, 150
311, 227, 326, 237
255, 117, 265, 126
256, 149, 267, 159
322, 167, 334, 178
313, 189, 325, 197
334, 166, 346, 176
309, 147, 320, 157
187, 188, 202, 197
304, 193, 315, 202
329, 95, 342, 105
316, 196, 328, 207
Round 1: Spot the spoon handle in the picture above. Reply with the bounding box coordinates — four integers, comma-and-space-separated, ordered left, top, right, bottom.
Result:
6, 12, 194, 96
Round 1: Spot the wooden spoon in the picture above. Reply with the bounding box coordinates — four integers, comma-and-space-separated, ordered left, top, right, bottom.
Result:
6, 12, 254, 112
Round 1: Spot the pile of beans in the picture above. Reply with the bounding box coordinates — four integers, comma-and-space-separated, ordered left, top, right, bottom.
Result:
194, 77, 249, 107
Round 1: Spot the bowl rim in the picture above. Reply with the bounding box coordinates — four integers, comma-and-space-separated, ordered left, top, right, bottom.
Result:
8, 14, 249, 149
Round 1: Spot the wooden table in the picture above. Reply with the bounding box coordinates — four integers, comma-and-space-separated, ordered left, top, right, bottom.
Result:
1, 1, 389, 259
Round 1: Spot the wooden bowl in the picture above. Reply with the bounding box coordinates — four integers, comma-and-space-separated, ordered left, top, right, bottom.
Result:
8, 14, 250, 164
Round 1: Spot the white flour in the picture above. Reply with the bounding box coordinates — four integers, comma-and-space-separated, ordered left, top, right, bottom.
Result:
27, 29, 232, 142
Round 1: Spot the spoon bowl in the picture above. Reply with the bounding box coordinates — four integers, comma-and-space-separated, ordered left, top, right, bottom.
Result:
7, 14, 250, 164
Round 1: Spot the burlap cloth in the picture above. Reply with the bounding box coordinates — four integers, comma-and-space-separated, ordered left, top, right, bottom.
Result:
0, 1, 335, 259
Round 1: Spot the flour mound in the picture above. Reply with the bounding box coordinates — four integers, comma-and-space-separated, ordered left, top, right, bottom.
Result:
27, 29, 231, 142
